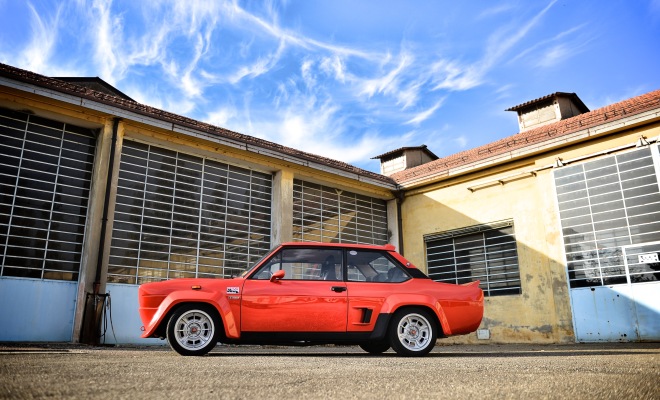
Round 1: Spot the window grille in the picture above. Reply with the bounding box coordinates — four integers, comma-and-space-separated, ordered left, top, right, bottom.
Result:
554, 146, 660, 288
107, 140, 272, 284
0, 108, 96, 281
292, 179, 388, 245
425, 220, 521, 296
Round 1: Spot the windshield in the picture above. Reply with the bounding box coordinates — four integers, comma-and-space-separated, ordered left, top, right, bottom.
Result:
238, 245, 280, 278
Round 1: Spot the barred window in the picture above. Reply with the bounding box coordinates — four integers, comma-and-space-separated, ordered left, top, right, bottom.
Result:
554, 146, 660, 288
293, 179, 388, 245
425, 221, 521, 296
0, 108, 97, 281
108, 140, 272, 284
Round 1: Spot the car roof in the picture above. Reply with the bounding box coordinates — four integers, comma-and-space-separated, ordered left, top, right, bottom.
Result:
279, 242, 396, 252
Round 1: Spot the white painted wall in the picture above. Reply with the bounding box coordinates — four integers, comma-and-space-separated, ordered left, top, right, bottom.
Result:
101, 283, 164, 345
0, 278, 77, 342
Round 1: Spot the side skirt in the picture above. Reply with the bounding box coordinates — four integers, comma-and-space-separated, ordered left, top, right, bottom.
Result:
228, 313, 393, 346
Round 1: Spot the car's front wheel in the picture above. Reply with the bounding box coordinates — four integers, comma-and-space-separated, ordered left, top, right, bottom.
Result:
388, 308, 437, 357
166, 304, 220, 356
359, 340, 390, 354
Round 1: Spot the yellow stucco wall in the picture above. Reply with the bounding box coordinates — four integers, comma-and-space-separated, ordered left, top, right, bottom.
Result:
401, 123, 660, 344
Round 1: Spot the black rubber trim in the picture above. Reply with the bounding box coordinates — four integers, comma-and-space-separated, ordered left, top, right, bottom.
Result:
369, 313, 391, 341
237, 331, 372, 345
407, 268, 430, 279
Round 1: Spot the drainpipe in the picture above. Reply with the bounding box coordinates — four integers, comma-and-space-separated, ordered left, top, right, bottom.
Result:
394, 190, 405, 255
81, 117, 120, 345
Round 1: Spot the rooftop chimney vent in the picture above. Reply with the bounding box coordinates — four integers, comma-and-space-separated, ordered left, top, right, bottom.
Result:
506, 92, 589, 132
372, 145, 439, 176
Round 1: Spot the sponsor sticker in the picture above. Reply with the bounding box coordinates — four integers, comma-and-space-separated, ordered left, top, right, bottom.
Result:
226, 287, 240, 294
639, 253, 659, 263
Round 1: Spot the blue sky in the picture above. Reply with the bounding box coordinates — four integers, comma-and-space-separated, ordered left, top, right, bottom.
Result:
1, 0, 659, 172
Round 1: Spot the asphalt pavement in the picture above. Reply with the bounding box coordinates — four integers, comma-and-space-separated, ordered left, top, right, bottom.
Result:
1, 342, 658, 399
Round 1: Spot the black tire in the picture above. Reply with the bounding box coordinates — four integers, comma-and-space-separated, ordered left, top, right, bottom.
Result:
359, 340, 390, 354
388, 308, 437, 357
166, 304, 220, 356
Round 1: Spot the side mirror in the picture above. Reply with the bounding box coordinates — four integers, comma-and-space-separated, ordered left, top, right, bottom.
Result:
270, 269, 285, 282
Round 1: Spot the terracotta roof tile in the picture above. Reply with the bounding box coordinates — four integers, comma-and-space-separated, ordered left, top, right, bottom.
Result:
371, 145, 439, 160
392, 89, 660, 185
0, 63, 394, 186
505, 92, 589, 113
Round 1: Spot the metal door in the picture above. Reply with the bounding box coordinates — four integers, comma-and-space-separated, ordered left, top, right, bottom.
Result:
570, 242, 660, 342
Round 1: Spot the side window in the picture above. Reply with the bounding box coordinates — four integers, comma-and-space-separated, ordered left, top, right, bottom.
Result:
251, 248, 343, 281
346, 250, 410, 283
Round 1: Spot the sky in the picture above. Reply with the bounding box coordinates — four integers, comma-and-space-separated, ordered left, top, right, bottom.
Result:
1, 0, 659, 173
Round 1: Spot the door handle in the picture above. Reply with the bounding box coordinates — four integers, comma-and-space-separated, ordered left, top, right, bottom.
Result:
331, 286, 347, 292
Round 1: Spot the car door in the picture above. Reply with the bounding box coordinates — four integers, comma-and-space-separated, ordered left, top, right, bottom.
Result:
345, 249, 412, 333
241, 247, 348, 332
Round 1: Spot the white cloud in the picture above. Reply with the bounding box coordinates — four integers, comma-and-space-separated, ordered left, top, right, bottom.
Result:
431, 0, 558, 92
228, 40, 286, 84
534, 44, 569, 68
301, 59, 316, 88
16, 3, 61, 74
405, 98, 446, 126
359, 52, 413, 99
90, 0, 123, 83
320, 55, 346, 83
494, 84, 515, 100
431, 60, 482, 91
205, 106, 238, 127
509, 24, 587, 67
483, 0, 557, 68
232, 89, 416, 165
1, 0, 581, 173
476, 4, 513, 20
127, 84, 196, 115
454, 135, 468, 148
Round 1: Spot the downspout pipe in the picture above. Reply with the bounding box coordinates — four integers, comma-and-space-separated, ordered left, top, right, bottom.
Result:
94, 117, 120, 292
394, 190, 405, 255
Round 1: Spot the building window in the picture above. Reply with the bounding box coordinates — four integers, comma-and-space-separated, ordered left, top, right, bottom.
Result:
107, 140, 272, 284
0, 108, 97, 281
293, 179, 388, 245
554, 146, 660, 288
425, 220, 521, 296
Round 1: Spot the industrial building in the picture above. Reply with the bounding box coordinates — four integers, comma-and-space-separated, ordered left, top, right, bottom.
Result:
0, 62, 658, 344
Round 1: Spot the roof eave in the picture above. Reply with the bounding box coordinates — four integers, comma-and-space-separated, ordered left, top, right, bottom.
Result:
0, 68, 397, 191
396, 107, 660, 190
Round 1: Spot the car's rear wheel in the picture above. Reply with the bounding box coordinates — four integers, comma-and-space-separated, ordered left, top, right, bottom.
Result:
388, 308, 437, 357
166, 304, 219, 356
359, 340, 390, 354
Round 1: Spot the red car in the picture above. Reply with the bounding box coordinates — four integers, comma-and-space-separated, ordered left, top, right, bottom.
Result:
138, 242, 484, 356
